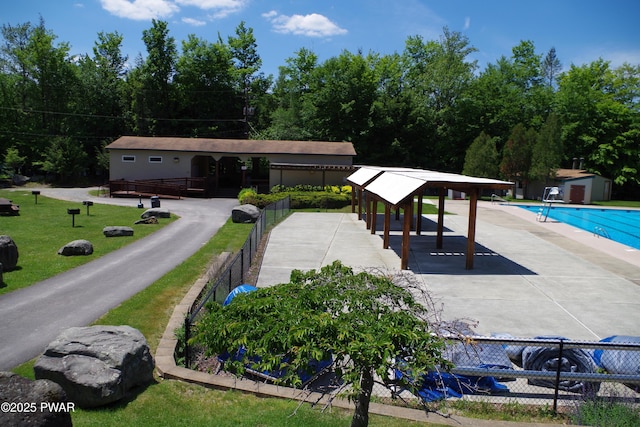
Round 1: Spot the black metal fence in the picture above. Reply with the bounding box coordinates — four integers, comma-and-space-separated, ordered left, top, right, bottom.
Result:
182, 196, 290, 368
381, 335, 640, 412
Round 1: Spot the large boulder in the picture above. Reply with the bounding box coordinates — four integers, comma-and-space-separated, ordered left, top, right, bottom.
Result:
232, 204, 260, 223
58, 239, 93, 256
140, 208, 170, 219
0, 235, 18, 271
0, 371, 72, 427
34, 325, 155, 408
103, 226, 134, 237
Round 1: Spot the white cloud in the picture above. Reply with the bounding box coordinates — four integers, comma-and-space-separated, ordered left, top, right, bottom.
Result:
262, 10, 277, 19
175, 0, 247, 18
182, 17, 207, 26
263, 11, 347, 37
464, 17, 471, 30
100, 0, 179, 20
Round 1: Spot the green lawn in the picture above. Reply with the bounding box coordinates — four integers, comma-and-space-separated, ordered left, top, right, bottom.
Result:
0, 189, 176, 294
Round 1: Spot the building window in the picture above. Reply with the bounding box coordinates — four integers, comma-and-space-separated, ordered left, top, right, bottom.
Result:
122, 155, 136, 162
149, 156, 163, 163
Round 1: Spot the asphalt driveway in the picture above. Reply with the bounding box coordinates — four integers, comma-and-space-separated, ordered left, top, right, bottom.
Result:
0, 188, 237, 370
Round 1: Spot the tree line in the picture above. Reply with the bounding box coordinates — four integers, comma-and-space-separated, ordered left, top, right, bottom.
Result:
1, 18, 638, 198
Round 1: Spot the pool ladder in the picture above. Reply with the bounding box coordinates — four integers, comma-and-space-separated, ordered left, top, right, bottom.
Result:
594, 226, 610, 239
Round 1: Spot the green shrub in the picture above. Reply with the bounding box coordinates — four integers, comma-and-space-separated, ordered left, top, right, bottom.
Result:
240, 185, 352, 209
238, 187, 257, 201
289, 192, 350, 209
269, 184, 351, 195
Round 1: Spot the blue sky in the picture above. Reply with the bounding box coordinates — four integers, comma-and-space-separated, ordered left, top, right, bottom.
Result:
2, 0, 639, 78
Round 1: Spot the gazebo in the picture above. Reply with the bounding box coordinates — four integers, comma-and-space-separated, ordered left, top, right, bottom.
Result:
347, 166, 513, 270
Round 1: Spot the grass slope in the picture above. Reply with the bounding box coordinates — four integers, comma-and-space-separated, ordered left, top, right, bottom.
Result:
0, 189, 176, 294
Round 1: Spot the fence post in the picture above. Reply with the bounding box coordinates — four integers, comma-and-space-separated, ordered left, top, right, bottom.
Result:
240, 247, 244, 283
553, 339, 564, 413
184, 316, 191, 369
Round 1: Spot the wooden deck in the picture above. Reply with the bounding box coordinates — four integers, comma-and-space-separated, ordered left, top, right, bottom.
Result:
109, 178, 209, 199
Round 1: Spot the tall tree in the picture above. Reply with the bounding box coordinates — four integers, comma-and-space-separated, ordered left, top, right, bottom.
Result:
462, 131, 500, 178
500, 123, 535, 196
72, 31, 128, 175
228, 21, 263, 138
129, 20, 177, 135
468, 40, 552, 155
402, 28, 478, 170
529, 113, 563, 184
0, 18, 77, 171
174, 34, 235, 137
542, 47, 562, 88
263, 47, 318, 140
306, 50, 378, 156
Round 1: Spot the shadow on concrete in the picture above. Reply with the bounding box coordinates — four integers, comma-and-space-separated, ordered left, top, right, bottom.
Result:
368, 213, 454, 233
386, 234, 537, 276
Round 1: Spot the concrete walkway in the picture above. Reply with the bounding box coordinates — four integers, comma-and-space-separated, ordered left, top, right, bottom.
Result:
257, 201, 640, 341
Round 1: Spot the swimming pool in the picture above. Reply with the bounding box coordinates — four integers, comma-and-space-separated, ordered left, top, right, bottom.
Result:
517, 205, 640, 250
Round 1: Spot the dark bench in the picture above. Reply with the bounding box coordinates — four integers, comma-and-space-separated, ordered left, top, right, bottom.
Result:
0, 198, 19, 215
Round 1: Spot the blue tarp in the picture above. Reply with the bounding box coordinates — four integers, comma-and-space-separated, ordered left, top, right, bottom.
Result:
223, 284, 258, 306
395, 368, 510, 402
395, 340, 515, 402
593, 335, 640, 392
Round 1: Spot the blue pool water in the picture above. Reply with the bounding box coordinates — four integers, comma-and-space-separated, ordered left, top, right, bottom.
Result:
517, 205, 640, 250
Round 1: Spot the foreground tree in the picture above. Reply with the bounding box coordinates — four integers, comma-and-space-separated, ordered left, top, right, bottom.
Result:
193, 261, 451, 427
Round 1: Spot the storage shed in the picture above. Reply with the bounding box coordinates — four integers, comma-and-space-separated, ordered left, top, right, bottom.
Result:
525, 169, 612, 204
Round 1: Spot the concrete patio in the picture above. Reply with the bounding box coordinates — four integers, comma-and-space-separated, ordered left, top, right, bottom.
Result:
256, 201, 640, 341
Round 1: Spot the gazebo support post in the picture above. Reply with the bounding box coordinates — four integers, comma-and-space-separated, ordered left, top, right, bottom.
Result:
401, 201, 413, 270
365, 192, 372, 229
370, 197, 378, 234
416, 192, 423, 235
383, 203, 391, 249
466, 187, 479, 270
351, 188, 356, 213
437, 187, 445, 249
357, 187, 363, 220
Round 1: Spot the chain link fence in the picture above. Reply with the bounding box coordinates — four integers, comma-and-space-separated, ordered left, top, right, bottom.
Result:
375, 335, 640, 413
183, 196, 290, 368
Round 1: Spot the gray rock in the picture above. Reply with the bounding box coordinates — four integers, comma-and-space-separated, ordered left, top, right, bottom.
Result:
103, 226, 134, 237
232, 204, 260, 223
11, 174, 30, 186
58, 239, 93, 256
34, 325, 155, 408
140, 208, 170, 219
0, 371, 72, 427
0, 235, 18, 271
134, 216, 159, 225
